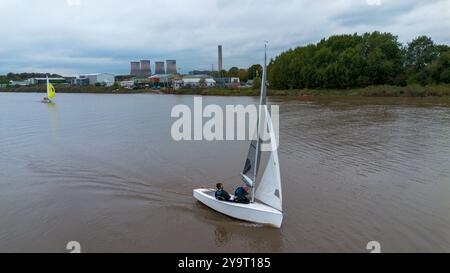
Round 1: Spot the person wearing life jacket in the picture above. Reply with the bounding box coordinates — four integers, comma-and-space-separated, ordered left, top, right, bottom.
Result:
215, 183, 231, 201
234, 186, 250, 204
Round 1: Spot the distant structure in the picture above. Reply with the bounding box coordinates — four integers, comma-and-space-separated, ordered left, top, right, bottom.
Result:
78, 73, 116, 87
189, 70, 214, 76
182, 75, 216, 88
166, 60, 177, 74
130, 62, 140, 76
140, 60, 152, 77
218, 45, 223, 74
155, 61, 166, 74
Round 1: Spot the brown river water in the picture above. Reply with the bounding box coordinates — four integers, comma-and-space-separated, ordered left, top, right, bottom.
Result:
1, 93, 450, 252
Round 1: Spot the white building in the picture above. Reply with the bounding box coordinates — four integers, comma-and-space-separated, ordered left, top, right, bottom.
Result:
182, 75, 216, 88
79, 73, 116, 87
120, 80, 135, 89
9, 80, 31, 86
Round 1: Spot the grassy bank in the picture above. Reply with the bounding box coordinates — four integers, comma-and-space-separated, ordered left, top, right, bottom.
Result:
2, 84, 450, 97
170, 84, 450, 97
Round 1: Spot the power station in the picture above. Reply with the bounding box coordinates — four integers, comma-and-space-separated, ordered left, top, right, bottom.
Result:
130, 59, 177, 76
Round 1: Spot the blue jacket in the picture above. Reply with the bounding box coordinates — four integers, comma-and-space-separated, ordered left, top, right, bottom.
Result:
235, 187, 249, 198
215, 189, 231, 201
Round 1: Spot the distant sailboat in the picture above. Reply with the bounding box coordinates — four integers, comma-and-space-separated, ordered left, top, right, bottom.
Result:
193, 44, 283, 228
41, 76, 56, 103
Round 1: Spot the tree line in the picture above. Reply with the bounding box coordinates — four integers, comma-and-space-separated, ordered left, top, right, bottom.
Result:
215, 64, 263, 84
0, 73, 62, 84
267, 32, 450, 89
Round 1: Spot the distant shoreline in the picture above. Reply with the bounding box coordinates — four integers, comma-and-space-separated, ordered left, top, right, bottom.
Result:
170, 85, 450, 97
0, 86, 158, 95
2, 84, 450, 97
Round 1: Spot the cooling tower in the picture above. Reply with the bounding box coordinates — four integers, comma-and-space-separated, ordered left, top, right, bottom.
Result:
166, 60, 177, 74
155, 61, 166, 75
140, 60, 151, 77
130, 62, 140, 76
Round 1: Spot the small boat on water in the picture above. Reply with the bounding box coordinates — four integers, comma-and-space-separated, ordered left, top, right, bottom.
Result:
194, 44, 283, 228
41, 76, 56, 103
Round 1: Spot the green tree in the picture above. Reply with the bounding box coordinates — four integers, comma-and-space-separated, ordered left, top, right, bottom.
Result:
247, 64, 263, 80
228, 67, 239, 77
252, 77, 262, 90
219, 69, 228, 77
237, 69, 248, 83
436, 51, 450, 83
268, 31, 406, 89
406, 36, 439, 70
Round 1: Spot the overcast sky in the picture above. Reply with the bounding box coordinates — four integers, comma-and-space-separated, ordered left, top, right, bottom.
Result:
0, 0, 449, 75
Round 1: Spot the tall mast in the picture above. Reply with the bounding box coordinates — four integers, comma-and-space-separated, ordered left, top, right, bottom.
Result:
46, 75, 49, 99
251, 42, 268, 203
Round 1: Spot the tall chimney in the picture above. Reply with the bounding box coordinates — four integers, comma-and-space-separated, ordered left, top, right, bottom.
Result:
218, 45, 223, 75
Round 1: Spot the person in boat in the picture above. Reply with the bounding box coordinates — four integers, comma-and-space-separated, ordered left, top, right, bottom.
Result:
215, 183, 231, 201
234, 186, 250, 204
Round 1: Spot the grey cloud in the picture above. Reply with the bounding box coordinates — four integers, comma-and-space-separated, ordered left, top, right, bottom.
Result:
0, 0, 448, 75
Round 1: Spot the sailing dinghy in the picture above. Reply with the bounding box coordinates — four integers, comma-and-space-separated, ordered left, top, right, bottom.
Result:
41, 76, 56, 103
194, 44, 283, 228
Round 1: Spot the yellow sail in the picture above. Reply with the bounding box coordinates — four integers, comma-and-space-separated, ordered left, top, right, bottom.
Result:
48, 82, 56, 99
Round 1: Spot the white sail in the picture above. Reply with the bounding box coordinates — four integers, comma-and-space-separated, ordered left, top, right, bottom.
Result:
46, 76, 50, 98
241, 138, 260, 187
255, 105, 282, 211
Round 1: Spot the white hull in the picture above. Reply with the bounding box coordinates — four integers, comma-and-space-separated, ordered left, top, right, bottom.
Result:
193, 188, 283, 228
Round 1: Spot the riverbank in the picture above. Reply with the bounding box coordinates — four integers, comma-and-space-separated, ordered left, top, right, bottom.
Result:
2, 84, 450, 97
171, 84, 450, 97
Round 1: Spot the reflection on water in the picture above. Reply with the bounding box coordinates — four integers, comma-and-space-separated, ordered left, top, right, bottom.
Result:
194, 201, 284, 252
214, 226, 231, 246
1, 93, 450, 252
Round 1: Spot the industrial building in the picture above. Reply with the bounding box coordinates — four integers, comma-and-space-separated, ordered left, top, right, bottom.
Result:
74, 77, 90, 86
120, 80, 135, 89
182, 75, 216, 88
78, 73, 116, 87
140, 60, 152, 77
130, 62, 140, 76
9, 80, 30, 86
166, 60, 177, 74
155, 61, 166, 74
214, 77, 240, 88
